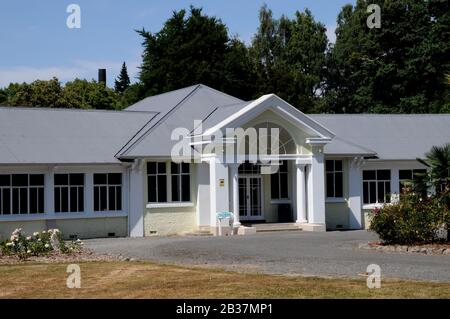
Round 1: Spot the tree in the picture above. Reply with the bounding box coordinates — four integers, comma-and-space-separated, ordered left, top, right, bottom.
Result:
416, 143, 450, 195
250, 5, 328, 112
0, 87, 7, 105
137, 6, 256, 100
115, 62, 131, 94
324, 0, 450, 114
61, 79, 120, 110
4, 78, 63, 107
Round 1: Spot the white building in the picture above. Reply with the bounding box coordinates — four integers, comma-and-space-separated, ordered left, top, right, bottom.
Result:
0, 84, 449, 238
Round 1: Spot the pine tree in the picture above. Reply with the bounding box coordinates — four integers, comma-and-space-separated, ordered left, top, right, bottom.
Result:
115, 62, 131, 94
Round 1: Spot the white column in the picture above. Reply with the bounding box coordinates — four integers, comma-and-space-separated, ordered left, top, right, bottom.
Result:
230, 164, 241, 226
348, 158, 363, 229
129, 159, 145, 237
295, 164, 307, 224
305, 145, 326, 231
209, 157, 230, 227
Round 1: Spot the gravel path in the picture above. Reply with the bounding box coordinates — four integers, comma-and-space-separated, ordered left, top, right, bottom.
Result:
85, 230, 450, 282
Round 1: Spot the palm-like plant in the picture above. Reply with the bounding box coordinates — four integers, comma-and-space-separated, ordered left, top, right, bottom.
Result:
416, 143, 450, 196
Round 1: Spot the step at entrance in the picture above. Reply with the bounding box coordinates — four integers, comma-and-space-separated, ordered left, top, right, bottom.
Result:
245, 223, 302, 233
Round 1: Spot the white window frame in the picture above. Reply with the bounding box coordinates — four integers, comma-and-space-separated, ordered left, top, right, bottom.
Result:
54, 173, 84, 213
271, 161, 289, 201
93, 173, 123, 212
0, 174, 45, 215
326, 160, 344, 199
363, 170, 391, 205
170, 163, 191, 203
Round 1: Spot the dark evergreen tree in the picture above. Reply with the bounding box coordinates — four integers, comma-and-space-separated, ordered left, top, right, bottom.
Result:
114, 62, 131, 95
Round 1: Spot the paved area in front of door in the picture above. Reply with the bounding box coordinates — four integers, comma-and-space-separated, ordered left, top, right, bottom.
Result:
85, 230, 450, 282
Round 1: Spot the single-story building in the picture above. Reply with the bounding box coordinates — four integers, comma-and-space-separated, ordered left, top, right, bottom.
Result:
0, 84, 449, 238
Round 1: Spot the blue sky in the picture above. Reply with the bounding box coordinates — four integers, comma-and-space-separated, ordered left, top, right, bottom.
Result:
0, 0, 354, 88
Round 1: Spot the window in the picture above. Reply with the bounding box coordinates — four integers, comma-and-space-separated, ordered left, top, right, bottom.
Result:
271, 161, 289, 200
0, 174, 44, 215
399, 169, 427, 193
238, 162, 261, 175
54, 174, 84, 213
147, 162, 167, 203
94, 173, 122, 211
171, 163, 191, 202
363, 170, 391, 204
326, 160, 343, 198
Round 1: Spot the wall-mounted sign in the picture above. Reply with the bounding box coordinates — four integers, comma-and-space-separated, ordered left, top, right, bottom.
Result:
219, 179, 225, 187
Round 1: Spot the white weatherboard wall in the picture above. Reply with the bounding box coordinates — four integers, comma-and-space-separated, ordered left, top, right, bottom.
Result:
209, 157, 230, 227
196, 162, 211, 227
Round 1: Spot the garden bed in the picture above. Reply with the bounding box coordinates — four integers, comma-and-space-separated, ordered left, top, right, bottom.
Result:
359, 242, 450, 255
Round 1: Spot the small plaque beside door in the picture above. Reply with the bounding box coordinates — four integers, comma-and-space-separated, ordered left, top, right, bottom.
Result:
219, 179, 225, 187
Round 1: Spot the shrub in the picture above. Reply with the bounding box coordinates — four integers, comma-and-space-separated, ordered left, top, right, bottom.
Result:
370, 191, 449, 245
0, 228, 83, 260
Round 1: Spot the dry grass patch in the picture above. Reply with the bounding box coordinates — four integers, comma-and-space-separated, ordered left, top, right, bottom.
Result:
0, 261, 449, 299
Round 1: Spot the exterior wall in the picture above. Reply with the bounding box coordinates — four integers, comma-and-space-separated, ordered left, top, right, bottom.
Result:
0, 164, 130, 238
0, 217, 127, 240
143, 161, 198, 236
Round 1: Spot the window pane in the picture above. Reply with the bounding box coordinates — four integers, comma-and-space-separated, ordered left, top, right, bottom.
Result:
94, 174, 107, 185
326, 173, 334, 197
335, 172, 343, 198
94, 187, 99, 211
100, 186, 107, 211
280, 161, 288, 173
172, 175, 180, 202
158, 162, 166, 174
369, 181, 377, 204
326, 160, 334, 172
182, 175, 191, 202
12, 174, 28, 187
271, 174, 280, 200
157, 175, 167, 202
399, 170, 412, 180
377, 170, 390, 180
148, 176, 157, 202
363, 182, 369, 204
78, 187, 84, 211
377, 182, 385, 203
116, 187, 122, 211
61, 187, 69, 212
70, 187, 78, 212
70, 174, 84, 186
147, 162, 156, 174
171, 162, 180, 174
280, 173, 288, 199
363, 171, 376, 180
12, 188, 19, 214
385, 182, 391, 203
55, 174, 69, 186
335, 160, 343, 172
30, 174, 44, 186
108, 186, 116, 211
181, 163, 190, 174
38, 188, 44, 213
2, 189, 11, 214
0, 175, 10, 186
29, 188, 38, 214
108, 173, 122, 185
54, 188, 61, 213
19, 188, 28, 214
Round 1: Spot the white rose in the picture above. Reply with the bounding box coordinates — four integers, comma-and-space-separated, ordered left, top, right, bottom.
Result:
27, 250, 31, 254
26, 236, 32, 241
44, 244, 50, 248
33, 232, 39, 237
5, 242, 13, 247
38, 238, 41, 242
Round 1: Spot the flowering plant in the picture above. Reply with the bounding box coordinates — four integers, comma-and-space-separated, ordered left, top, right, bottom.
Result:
0, 228, 83, 260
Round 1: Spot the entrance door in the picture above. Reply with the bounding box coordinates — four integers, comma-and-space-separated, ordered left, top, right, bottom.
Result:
239, 177, 263, 220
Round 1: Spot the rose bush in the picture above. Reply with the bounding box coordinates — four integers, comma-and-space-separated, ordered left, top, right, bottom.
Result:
0, 228, 83, 260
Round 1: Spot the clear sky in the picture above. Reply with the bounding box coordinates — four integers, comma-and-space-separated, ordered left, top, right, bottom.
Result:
0, 0, 355, 88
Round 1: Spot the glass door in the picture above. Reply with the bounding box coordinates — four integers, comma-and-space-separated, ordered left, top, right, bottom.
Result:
238, 176, 263, 220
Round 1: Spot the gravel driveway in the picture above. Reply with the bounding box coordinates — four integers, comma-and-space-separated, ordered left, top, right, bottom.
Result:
85, 230, 450, 282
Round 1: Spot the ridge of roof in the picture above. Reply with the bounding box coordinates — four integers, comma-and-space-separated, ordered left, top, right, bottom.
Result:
0, 106, 158, 115
309, 113, 450, 117
117, 84, 202, 157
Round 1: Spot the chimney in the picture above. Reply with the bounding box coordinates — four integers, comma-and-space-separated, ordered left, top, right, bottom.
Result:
98, 69, 106, 86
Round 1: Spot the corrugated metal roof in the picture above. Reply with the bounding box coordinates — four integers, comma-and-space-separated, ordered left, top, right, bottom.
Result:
310, 114, 450, 159
119, 84, 244, 157
0, 107, 157, 164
